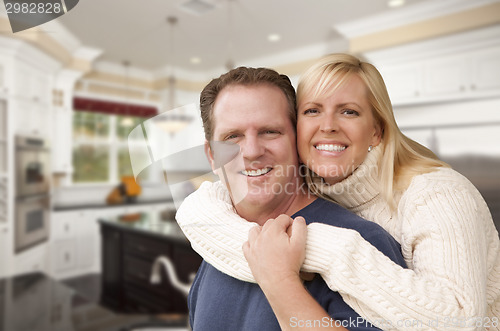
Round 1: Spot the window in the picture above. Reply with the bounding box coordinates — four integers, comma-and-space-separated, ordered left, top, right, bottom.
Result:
72, 111, 153, 184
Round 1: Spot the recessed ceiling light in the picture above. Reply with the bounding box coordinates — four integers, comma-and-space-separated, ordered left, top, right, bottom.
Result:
179, 0, 215, 16
268, 34, 281, 42
388, 0, 405, 8
190, 57, 201, 64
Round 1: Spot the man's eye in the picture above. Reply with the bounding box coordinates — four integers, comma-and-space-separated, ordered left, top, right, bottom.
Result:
225, 134, 239, 140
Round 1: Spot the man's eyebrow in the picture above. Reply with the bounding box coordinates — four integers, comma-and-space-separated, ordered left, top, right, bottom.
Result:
215, 128, 240, 139
260, 124, 285, 132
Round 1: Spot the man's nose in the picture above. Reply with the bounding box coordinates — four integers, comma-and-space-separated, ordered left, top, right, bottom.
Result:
240, 135, 265, 160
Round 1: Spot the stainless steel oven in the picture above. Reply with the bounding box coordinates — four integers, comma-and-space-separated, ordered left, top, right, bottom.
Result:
15, 136, 50, 253
15, 195, 50, 252
15, 136, 50, 197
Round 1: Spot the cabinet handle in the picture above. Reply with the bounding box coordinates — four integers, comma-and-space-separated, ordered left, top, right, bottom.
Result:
136, 245, 146, 252
460, 85, 465, 92
414, 91, 419, 97
65, 224, 69, 232
471, 84, 476, 90
65, 252, 70, 262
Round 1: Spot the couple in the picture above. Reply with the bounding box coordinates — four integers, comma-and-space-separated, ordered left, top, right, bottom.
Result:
177, 53, 500, 330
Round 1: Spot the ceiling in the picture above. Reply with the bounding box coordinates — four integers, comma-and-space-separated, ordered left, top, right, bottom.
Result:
57, 0, 427, 72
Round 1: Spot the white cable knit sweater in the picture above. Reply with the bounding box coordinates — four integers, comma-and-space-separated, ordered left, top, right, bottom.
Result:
176, 145, 500, 330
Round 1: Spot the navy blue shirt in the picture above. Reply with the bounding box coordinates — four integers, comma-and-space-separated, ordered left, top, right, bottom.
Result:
188, 198, 406, 331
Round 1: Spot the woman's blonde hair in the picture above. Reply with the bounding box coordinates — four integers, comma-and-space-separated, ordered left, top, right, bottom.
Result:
298, 53, 449, 208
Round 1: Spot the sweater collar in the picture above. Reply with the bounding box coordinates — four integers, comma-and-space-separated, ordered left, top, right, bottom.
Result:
310, 144, 382, 209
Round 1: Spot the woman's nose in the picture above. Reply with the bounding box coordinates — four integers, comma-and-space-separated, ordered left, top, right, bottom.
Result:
320, 115, 338, 133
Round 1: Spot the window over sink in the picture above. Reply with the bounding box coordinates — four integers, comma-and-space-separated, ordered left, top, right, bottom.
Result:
72, 98, 158, 184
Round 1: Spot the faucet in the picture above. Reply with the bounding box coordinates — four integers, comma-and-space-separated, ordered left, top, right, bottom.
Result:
150, 255, 195, 298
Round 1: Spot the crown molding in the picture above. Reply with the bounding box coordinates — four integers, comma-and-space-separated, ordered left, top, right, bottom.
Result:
334, 0, 500, 39
0, 35, 61, 71
363, 24, 500, 64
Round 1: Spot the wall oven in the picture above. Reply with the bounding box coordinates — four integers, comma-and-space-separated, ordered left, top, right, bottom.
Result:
15, 136, 50, 253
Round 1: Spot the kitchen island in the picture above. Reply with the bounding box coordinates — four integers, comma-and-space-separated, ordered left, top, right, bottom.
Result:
98, 212, 202, 315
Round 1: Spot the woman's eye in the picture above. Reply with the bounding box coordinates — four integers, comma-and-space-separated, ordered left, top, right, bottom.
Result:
303, 108, 319, 115
342, 109, 359, 116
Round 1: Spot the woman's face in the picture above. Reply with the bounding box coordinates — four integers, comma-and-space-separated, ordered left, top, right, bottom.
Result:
297, 74, 382, 185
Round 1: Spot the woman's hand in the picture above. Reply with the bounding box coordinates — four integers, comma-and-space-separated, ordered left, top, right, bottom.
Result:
242, 214, 307, 291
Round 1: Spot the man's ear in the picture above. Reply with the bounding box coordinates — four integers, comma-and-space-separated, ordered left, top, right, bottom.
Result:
204, 141, 217, 174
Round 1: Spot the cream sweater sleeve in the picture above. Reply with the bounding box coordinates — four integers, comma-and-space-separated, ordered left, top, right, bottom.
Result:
176, 179, 497, 330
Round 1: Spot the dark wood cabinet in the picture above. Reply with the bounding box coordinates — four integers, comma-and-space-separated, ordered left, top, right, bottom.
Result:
99, 221, 202, 314
100, 225, 123, 308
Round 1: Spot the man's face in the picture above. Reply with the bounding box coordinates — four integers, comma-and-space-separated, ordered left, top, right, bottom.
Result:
207, 84, 300, 213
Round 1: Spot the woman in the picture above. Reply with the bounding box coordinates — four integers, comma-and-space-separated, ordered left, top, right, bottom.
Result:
176, 53, 500, 330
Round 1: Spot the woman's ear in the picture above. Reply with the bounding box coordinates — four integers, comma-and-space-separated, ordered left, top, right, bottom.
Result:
371, 121, 383, 147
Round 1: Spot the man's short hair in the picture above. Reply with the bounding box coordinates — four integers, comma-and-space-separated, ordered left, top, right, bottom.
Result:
200, 67, 297, 140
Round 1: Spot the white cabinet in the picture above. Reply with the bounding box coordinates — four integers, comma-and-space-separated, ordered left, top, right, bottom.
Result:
470, 48, 500, 92
50, 210, 99, 279
13, 61, 50, 104
54, 240, 77, 271
49, 203, 168, 279
13, 244, 49, 275
0, 225, 9, 277
10, 95, 51, 138
422, 55, 467, 97
381, 63, 422, 102
51, 106, 73, 173
376, 46, 500, 105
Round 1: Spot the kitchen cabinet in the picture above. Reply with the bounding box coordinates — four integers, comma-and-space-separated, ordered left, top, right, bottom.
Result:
99, 218, 201, 314
49, 203, 170, 280
0, 176, 7, 223
10, 96, 51, 138
470, 48, 500, 93
50, 209, 99, 279
375, 46, 500, 106
51, 106, 72, 173
13, 244, 49, 276
0, 225, 9, 278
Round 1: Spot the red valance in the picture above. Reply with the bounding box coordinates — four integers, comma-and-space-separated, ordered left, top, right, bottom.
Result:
73, 97, 158, 118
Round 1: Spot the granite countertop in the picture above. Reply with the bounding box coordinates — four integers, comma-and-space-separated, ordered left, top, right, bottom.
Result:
98, 211, 187, 244
53, 198, 173, 212
0, 272, 188, 331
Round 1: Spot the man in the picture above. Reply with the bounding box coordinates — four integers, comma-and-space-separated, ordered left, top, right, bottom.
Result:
186, 67, 405, 330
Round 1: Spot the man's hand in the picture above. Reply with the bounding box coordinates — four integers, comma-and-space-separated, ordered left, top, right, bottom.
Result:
242, 214, 307, 291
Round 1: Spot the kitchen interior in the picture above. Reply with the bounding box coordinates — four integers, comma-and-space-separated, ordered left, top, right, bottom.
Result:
0, 0, 500, 330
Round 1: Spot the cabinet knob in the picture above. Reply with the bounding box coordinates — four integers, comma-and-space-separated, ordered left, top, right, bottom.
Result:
414, 91, 420, 97
471, 84, 476, 90
460, 86, 465, 92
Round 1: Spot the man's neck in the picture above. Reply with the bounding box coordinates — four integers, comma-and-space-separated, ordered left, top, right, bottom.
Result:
234, 183, 316, 226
